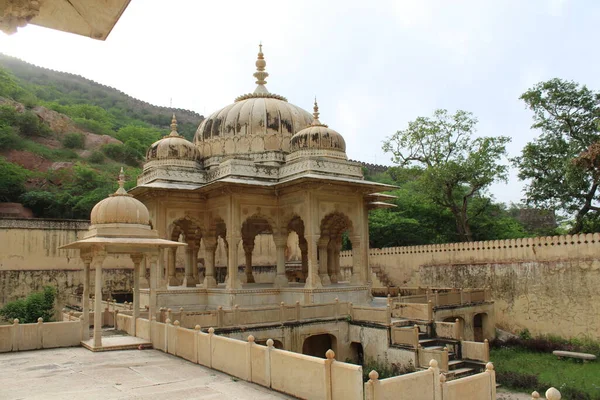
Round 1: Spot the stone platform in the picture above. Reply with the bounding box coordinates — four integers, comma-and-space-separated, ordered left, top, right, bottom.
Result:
81, 335, 152, 352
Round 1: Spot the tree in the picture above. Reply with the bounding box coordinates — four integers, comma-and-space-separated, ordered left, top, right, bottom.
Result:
515, 79, 600, 233
0, 286, 56, 323
383, 109, 511, 241
0, 157, 30, 202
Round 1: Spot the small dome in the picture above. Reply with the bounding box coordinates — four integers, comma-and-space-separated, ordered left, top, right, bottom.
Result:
289, 100, 346, 158
90, 169, 150, 225
146, 115, 198, 162
194, 45, 314, 158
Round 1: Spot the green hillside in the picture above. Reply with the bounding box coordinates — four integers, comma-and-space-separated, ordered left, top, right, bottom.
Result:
0, 54, 204, 219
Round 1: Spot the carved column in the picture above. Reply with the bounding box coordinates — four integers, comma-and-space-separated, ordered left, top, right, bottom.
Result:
183, 245, 197, 287
130, 253, 143, 336
81, 255, 91, 340
92, 251, 106, 348
147, 252, 159, 323
327, 238, 337, 284
191, 241, 199, 283
167, 248, 178, 286
273, 234, 288, 287
299, 238, 308, 282
333, 238, 342, 283
318, 237, 331, 285
243, 240, 255, 284
304, 235, 322, 288
350, 235, 363, 285
139, 257, 149, 289
226, 236, 242, 289
203, 237, 217, 288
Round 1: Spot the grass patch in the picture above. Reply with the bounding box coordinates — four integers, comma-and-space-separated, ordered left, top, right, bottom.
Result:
492, 347, 600, 399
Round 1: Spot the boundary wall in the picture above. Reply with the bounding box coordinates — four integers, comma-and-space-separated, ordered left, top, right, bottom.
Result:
0, 318, 83, 352
340, 233, 600, 339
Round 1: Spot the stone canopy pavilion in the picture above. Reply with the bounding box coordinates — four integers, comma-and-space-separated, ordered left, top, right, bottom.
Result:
128, 45, 395, 310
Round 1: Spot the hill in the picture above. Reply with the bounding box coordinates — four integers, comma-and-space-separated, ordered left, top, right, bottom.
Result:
0, 54, 204, 219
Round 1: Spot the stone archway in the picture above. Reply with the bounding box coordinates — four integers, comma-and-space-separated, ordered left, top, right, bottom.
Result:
168, 217, 203, 287
473, 313, 490, 342
319, 212, 354, 285
241, 214, 275, 284
302, 333, 337, 358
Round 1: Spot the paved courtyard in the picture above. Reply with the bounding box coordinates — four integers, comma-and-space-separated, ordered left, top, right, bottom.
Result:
0, 347, 292, 399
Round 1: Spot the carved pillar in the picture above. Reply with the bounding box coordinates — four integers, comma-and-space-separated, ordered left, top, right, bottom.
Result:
318, 237, 331, 285
192, 242, 199, 283
327, 238, 337, 284
304, 235, 322, 288
333, 238, 342, 283
226, 236, 242, 289
273, 234, 288, 287
350, 235, 364, 285
81, 255, 91, 340
183, 245, 197, 287
299, 239, 308, 281
243, 241, 255, 284
130, 253, 143, 336
203, 237, 217, 288
147, 252, 159, 323
92, 251, 106, 348
167, 248, 179, 286
139, 257, 149, 289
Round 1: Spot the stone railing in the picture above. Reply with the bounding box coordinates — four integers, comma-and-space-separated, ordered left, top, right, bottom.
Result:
434, 319, 462, 340
461, 339, 490, 362
391, 325, 420, 349
396, 288, 491, 307
365, 360, 497, 400
146, 319, 363, 400
417, 346, 449, 372
0, 318, 83, 352
391, 302, 433, 321
350, 304, 392, 325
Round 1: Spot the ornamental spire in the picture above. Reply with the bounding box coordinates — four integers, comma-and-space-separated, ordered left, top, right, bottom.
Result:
169, 113, 179, 137
115, 167, 128, 195
253, 43, 270, 94
311, 97, 327, 127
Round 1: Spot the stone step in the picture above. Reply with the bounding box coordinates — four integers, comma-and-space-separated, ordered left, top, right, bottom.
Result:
419, 339, 437, 346
448, 360, 464, 370
449, 367, 474, 378
423, 345, 444, 351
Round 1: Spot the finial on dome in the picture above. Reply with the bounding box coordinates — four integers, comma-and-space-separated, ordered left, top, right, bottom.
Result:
114, 167, 128, 196
169, 114, 179, 137
253, 43, 270, 94
313, 97, 320, 121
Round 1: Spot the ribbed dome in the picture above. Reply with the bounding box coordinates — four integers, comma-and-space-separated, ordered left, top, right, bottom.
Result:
289, 101, 347, 158
90, 169, 150, 225
193, 45, 313, 158
146, 115, 198, 162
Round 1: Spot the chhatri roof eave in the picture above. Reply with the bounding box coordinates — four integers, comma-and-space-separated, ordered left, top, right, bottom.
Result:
59, 237, 186, 251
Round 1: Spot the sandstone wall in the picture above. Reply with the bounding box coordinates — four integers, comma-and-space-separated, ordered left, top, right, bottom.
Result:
341, 234, 600, 339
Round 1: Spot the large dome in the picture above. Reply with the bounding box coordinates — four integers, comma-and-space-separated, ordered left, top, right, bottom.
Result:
194, 45, 313, 159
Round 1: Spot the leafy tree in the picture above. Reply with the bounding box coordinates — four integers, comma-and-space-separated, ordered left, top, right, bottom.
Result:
0, 286, 56, 323
0, 124, 23, 150
515, 79, 600, 233
383, 109, 511, 241
0, 157, 30, 202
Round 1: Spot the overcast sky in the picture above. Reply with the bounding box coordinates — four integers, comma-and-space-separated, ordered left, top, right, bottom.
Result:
1, 0, 598, 204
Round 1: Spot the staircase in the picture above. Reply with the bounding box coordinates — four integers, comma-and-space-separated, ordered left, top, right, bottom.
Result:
415, 325, 485, 380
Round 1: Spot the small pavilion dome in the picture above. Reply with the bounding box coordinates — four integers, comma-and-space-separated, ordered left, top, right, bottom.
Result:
289, 100, 347, 160
146, 114, 198, 162
90, 168, 150, 225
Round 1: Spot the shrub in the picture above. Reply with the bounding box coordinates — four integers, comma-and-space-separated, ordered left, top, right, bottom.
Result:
491, 334, 600, 356
0, 286, 56, 323
15, 110, 52, 137
0, 124, 24, 150
0, 157, 30, 202
101, 142, 141, 166
62, 132, 85, 149
88, 151, 105, 163
496, 371, 539, 390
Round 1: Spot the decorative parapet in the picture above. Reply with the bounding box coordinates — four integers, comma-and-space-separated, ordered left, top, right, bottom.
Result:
0, 217, 89, 230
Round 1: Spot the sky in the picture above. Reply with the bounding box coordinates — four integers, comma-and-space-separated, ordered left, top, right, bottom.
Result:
0, 0, 598, 204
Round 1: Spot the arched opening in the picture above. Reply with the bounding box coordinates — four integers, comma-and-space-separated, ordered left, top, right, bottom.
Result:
473, 313, 487, 342
287, 215, 307, 282
241, 214, 275, 284
319, 212, 354, 285
302, 333, 337, 358
349, 342, 364, 365
207, 217, 227, 284
168, 218, 203, 287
